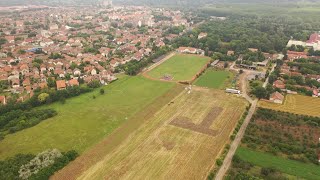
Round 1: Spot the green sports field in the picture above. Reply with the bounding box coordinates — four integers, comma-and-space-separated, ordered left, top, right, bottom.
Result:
0, 76, 175, 159
146, 54, 210, 81
236, 147, 320, 180
194, 70, 231, 89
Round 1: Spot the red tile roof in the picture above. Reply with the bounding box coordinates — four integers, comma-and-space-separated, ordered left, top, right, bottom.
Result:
270, 91, 284, 101
56, 80, 66, 90
68, 79, 79, 86
273, 80, 286, 89
306, 33, 320, 44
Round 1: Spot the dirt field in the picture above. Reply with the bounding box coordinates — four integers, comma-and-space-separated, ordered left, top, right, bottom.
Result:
258, 94, 320, 117
76, 87, 247, 180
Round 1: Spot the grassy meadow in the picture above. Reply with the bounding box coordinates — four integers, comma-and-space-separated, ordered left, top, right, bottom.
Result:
236, 147, 320, 180
194, 70, 231, 89
146, 54, 210, 81
0, 76, 175, 159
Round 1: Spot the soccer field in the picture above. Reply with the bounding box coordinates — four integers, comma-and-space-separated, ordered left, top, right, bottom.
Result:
0, 76, 175, 159
258, 94, 320, 117
146, 54, 210, 81
194, 70, 232, 89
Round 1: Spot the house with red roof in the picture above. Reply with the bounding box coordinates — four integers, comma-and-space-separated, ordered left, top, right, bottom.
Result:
270, 91, 284, 104
273, 80, 286, 89
56, 80, 66, 90
306, 33, 320, 44
287, 51, 308, 61
39, 82, 48, 89
68, 79, 79, 87
22, 78, 31, 87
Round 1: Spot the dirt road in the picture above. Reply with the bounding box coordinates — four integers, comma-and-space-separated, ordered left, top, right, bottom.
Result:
214, 64, 276, 180
214, 99, 257, 180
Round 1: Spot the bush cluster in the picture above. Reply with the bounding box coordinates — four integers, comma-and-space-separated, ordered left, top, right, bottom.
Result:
0, 109, 57, 139
19, 149, 63, 179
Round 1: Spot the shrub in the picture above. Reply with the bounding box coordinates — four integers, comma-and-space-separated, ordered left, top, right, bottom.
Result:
100, 88, 105, 95
87, 80, 101, 88
59, 97, 66, 104
216, 158, 223, 166
37, 93, 49, 103
19, 149, 63, 179
0, 109, 57, 136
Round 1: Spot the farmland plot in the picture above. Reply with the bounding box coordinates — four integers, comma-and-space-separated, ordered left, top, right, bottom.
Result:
259, 94, 320, 117
77, 87, 247, 180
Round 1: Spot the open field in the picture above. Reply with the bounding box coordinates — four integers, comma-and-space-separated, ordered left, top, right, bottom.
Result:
76, 87, 247, 180
236, 147, 320, 180
146, 54, 210, 82
194, 70, 232, 89
258, 94, 320, 117
0, 76, 175, 159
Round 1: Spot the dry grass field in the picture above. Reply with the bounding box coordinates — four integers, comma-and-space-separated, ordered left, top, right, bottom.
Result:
76, 87, 247, 180
259, 94, 320, 117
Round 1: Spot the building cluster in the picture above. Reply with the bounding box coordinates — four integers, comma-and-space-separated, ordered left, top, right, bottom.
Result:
287, 32, 320, 51
0, 6, 191, 104
269, 33, 320, 98
273, 60, 320, 97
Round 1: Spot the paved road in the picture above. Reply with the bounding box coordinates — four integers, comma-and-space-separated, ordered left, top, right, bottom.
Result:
214, 63, 276, 180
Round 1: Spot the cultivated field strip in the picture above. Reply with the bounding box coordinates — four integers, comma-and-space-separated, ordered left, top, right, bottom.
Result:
259, 94, 320, 117
77, 87, 247, 180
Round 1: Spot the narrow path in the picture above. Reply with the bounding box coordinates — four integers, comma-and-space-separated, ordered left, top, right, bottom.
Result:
214, 63, 276, 180
263, 63, 276, 88
214, 99, 257, 180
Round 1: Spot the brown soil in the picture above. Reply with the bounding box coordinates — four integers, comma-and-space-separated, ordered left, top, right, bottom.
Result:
169, 107, 223, 136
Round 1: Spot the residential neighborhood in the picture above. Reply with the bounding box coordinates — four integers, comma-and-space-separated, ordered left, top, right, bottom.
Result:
0, 5, 191, 103
0, 1, 320, 180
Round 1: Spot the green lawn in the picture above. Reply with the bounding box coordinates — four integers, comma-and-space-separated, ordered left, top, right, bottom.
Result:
146, 54, 210, 81
0, 76, 174, 159
236, 147, 320, 180
194, 70, 231, 89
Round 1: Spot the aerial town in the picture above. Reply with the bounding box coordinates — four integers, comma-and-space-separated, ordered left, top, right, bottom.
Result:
0, 1, 319, 180
0, 4, 190, 103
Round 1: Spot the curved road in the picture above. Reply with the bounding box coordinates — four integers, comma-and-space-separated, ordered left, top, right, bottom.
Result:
214, 64, 275, 180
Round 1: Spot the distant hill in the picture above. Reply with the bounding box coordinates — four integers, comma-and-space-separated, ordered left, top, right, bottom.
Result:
1, 0, 320, 7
